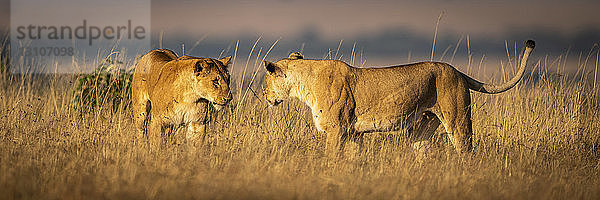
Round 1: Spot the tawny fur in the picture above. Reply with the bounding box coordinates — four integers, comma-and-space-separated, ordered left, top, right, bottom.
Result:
132, 49, 232, 145
263, 40, 535, 155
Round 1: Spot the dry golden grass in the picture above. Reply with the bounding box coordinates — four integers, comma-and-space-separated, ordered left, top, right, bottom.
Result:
1, 48, 599, 200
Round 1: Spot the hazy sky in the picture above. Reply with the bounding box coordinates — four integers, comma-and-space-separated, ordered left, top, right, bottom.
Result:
142, 0, 600, 68
152, 0, 600, 39
2, 0, 599, 67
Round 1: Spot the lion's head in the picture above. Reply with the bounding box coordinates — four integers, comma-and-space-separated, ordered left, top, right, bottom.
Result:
262, 52, 304, 106
175, 56, 233, 109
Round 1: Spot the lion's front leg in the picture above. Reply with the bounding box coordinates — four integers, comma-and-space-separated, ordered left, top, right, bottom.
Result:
313, 76, 356, 158
322, 124, 347, 158
318, 113, 354, 158
133, 98, 151, 144
134, 111, 149, 143
350, 132, 364, 153
147, 119, 164, 149
187, 121, 207, 146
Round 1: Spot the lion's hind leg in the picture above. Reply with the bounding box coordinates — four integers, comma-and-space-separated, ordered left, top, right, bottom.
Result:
409, 111, 441, 151
436, 88, 474, 154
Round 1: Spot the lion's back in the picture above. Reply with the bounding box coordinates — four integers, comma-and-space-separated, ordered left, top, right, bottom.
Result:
133, 49, 177, 88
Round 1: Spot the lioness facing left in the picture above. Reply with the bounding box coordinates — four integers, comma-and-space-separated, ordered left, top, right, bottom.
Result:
132, 49, 232, 146
263, 40, 535, 155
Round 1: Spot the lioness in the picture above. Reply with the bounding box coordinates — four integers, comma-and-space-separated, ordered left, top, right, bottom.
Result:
263, 40, 535, 155
132, 49, 232, 145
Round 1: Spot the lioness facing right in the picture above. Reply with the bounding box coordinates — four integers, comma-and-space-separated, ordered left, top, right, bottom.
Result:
132, 49, 232, 146
263, 40, 535, 156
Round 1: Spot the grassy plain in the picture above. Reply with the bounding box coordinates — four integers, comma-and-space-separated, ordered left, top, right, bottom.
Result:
0, 41, 599, 199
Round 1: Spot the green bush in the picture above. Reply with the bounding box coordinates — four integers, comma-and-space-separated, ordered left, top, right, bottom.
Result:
73, 60, 133, 113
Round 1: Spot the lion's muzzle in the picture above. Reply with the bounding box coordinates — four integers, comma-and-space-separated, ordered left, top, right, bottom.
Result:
215, 93, 233, 106
266, 99, 282, 106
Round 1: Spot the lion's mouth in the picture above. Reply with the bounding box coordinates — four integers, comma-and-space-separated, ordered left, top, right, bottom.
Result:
268, 99, 282, 106
212, 102, 227, 106
194, 98, 208, 104
211, 102, 227, 110
194, 98, 227, 110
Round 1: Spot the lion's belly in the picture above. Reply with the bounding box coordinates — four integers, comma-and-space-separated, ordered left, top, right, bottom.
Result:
354, 112, 412, 133
352, 82, 436, 133
353, 97, 429, 133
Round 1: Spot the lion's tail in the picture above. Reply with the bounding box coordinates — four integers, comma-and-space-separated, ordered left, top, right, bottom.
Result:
462, 40, 535, 94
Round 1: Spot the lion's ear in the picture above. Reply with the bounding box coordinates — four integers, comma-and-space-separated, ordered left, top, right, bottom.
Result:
194, 61, 205, 75
288, 52, 304, 59
219, 56, 232, 67
264, 61, 283, 76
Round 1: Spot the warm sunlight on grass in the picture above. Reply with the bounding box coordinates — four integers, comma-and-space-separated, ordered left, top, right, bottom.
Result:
1, 40, 599, 199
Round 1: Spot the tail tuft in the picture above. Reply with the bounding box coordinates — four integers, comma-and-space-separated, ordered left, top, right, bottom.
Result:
526, 40, 535, 49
